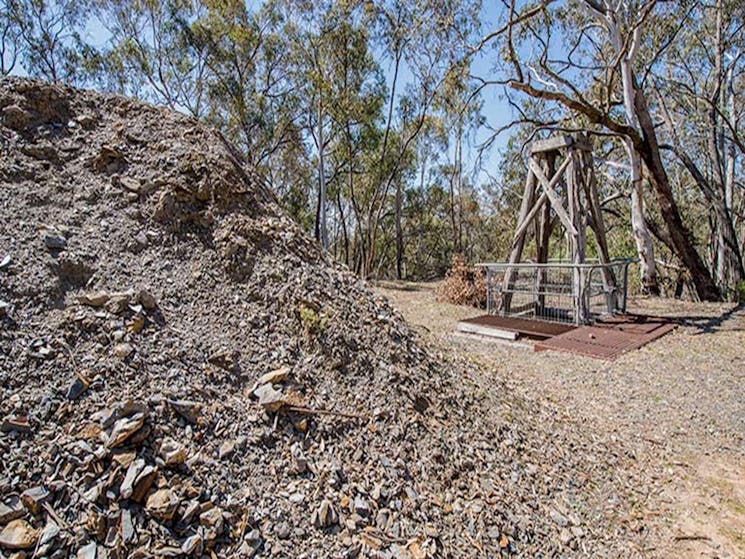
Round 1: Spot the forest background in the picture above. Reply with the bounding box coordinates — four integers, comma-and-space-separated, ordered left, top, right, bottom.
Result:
2, 0, 744, 301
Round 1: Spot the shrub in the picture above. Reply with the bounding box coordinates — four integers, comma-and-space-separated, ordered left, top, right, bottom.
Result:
437, 255, 487, 307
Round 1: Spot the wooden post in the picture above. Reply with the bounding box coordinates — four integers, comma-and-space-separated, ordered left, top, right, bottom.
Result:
566, 149, 588, 324
535, 153, 556, 316
502, 166, 537, 313
580, 147, 616, 295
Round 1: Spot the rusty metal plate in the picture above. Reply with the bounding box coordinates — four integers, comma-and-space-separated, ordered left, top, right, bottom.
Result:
595, 314, 671, 335
534, 322, 676, 360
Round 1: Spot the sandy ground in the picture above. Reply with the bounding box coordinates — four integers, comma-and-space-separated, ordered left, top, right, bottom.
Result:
374, 280, 745, 558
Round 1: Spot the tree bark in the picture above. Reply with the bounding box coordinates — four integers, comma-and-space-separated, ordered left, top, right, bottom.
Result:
336, 189, 349, 267
612, 15, 658, 294
668, 145, 744, 292
633, 87, 721, 301
316, 95, 328, 250
624, 138, 659, 294
395, 178, 403, 279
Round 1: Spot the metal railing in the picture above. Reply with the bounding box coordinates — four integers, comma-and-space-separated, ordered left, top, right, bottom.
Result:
477, 259, 635, 325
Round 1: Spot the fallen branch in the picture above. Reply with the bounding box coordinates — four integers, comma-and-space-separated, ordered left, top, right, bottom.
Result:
43, 501, 69, 530
673, 534, 711, 542
283, 405, 369, 421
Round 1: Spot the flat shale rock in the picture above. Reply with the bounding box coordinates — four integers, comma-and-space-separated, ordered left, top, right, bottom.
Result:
0, 497, 24, 523
20, 486, 49, 514
105, 413, 145, 448
0, 519, 39, 550
145, 489, 180, 521
159, 438, 188, 466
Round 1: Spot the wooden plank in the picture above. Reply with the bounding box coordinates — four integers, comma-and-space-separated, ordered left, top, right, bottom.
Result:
512, 191, 547, 247
512, 155, 572, 246
581, 149, 615, 291
567, 151, 589, 324
536, 153, 557, 313
503, 168, 537, 313
573, 135, 592, 152
459, 315, 575, 338
530, 135, 592, 154
530, 135, 574, 154
457, 321, 518, 341
528, 158, 578, 236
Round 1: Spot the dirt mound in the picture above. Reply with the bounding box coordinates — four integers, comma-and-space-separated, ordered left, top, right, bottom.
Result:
1, 77, 623, 558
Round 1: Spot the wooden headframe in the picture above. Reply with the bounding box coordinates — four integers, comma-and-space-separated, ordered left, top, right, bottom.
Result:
502, 133, 614, 322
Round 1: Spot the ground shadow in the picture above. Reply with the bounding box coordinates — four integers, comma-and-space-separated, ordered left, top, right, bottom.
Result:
675, 304, 744, 335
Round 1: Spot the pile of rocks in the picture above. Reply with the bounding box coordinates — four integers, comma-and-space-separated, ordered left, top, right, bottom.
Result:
0, 78, 634, 558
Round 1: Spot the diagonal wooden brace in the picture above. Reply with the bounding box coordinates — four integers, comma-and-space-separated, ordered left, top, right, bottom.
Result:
528, 157, 578, 237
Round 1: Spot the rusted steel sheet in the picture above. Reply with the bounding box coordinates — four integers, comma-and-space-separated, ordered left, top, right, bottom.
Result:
534, 320, 676, 360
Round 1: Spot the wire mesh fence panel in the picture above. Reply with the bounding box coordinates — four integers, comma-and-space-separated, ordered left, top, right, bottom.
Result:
481, 260, 634, 325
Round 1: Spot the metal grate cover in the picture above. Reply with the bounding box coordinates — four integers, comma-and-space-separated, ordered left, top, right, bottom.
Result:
534, 321, 676, 360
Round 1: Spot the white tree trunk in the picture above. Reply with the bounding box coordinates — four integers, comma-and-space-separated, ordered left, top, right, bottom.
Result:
625, 140, 657, 292
607, 7, 658, 293
317, 96, 328, 250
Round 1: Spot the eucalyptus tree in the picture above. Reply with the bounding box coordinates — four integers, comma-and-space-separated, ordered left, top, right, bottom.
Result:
433, 59, 484, 258
654, 0, 745, 297
477, 0, 721, 300
10, 0, 94, 83
323, 13, 386, 267
92, 0, 208, 116
354, 0, 480, 278
281, 0, 333, 249
192, 2, 303, 174
0, 1, 20, 75
274, 0, 382, 253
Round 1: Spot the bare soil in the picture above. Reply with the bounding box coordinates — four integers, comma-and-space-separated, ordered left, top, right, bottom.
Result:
375, 280, 745, 558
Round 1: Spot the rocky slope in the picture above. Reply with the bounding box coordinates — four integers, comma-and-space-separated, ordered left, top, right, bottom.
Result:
1, 78, 631, 558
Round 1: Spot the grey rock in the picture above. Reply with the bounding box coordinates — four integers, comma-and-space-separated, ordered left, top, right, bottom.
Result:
167, 399, 202, 423
120, 509, 136, 544
276, 522, 291, 540
160, 438, 188, 466
353, 496, 370, 517
106, 413, 145, 448
120, 458, 145, 499
253, 383, 285, 412
0, 497, 24, 523
20, 485, 50, 514
549, 509, 569, 528
218, 440, 236, 460
38, 520, 60, 548
66, 375, 89, 400
44, 233, 67, 250
77, 541, 97, 559
311, 500, 338, 529
181, 534, 203, 555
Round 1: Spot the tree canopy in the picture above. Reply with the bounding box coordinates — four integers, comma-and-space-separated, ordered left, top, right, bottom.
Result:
3, 0, 744, 300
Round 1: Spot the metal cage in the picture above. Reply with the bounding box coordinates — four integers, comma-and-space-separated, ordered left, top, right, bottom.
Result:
478, 259, 635, 325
